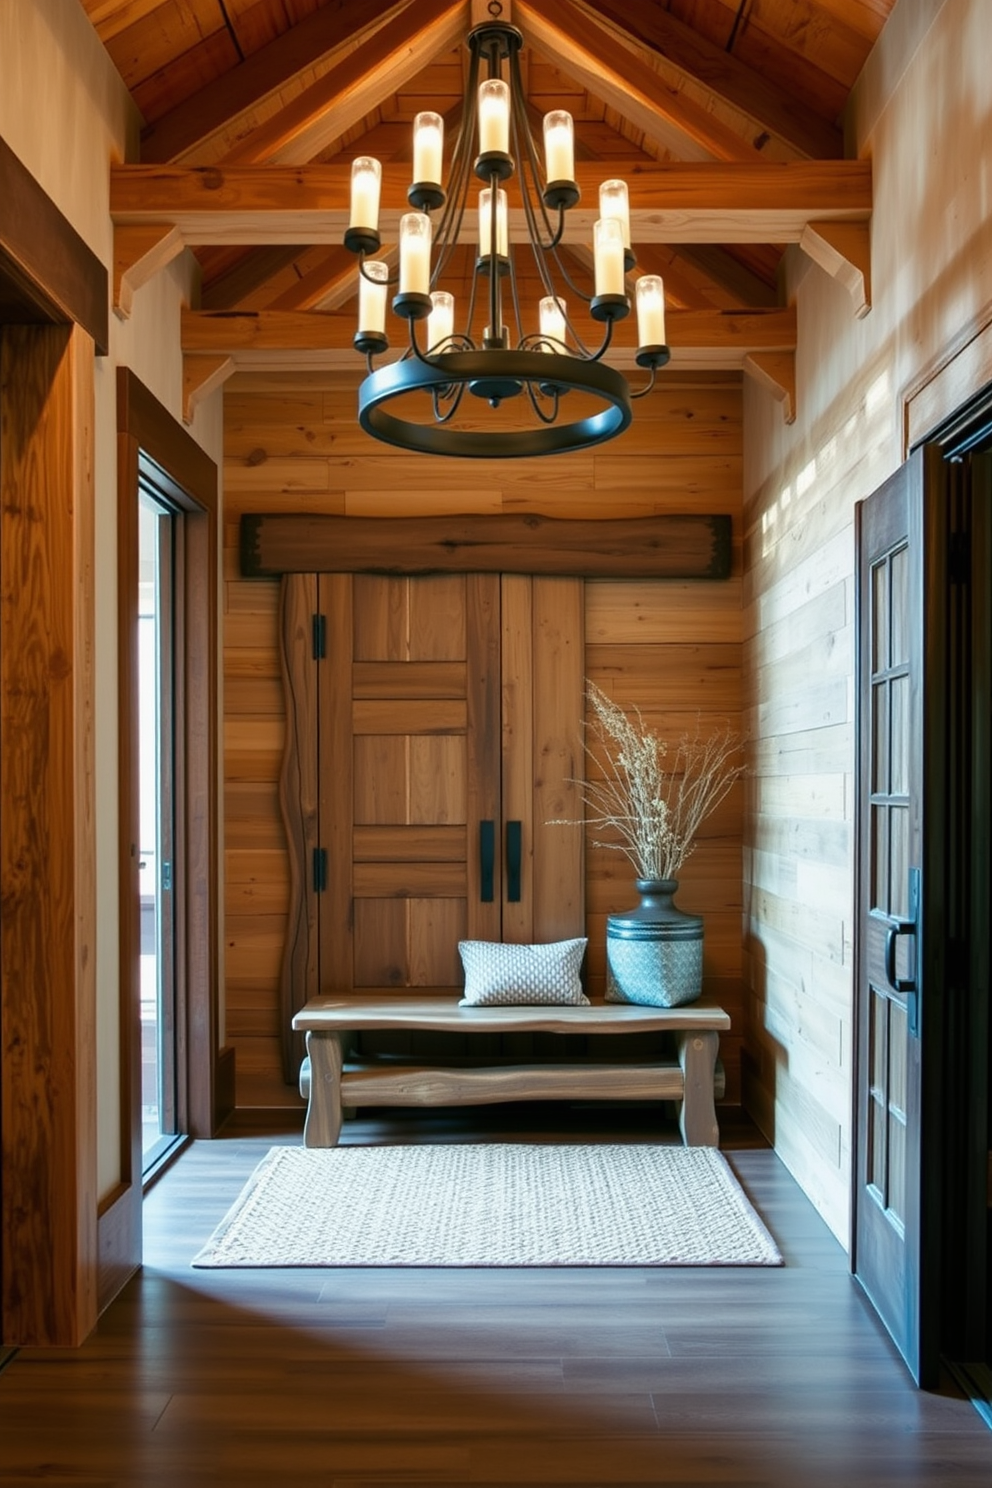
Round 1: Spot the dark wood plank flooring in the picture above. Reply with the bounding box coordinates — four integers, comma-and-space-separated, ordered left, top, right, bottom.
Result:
1, 1103, 990, 1487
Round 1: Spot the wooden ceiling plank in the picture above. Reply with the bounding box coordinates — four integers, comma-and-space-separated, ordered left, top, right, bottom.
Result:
515, 0, 756, 163
113, 224, 185, 318
199, 245, 307, 309
140, 0, 405, 163
673, 245, 779, 308
222, 0, 470, 165
743, 350, 796, 424
111, 159, 871, 245
586, 0, 842, 159
799, 219, 872, 317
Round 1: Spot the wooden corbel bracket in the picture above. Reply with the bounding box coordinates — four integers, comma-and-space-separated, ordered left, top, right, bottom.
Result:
743, 351, 797, 425
113, 224, 186, 319
183, 354, 235, 424
799, 219, 872, 319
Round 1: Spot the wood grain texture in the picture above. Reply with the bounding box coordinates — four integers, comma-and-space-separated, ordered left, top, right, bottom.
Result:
241, 512, 733, 579
1, 325, 98, 1346
222, 374, 743, 1110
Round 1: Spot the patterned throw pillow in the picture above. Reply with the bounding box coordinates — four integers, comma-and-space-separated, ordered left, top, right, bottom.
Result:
458, 938, 589, 1006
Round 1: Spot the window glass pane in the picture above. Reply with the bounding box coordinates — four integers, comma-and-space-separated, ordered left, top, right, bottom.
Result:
871, 560, 889, 673
888, 998, 908, 1117
869, 1094, 887, 1196
871, 805, 888, 913
888, 1110, 907, 1224
889, 674, 909, 795
889, 807, 909, 919
872, 682, 889, 793
889, 544, 909, 667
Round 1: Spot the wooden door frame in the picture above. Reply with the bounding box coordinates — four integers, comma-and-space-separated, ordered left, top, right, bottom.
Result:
0, 139, 106, 1347
115, 374, 227, 1184
110, 370, 229, 1305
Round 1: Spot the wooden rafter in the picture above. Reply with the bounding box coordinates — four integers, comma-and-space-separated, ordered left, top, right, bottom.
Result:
140, 0, 406, 165
516, 0, 756, 163
587, 0, 842, 160
222, 0, 469, 166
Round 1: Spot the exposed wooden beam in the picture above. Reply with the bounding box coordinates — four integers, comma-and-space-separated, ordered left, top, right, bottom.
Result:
140, 0, 405, 165
180, 305, 795, 372
222, 0, 469, 166
516, 0, 755, 163
267, 247, 400, 312
241, 512, 733, 580
111, 161, 872, 246
113, 225, 184, 319
799, 220, 872, 318
588, 0, 842, 160
743, 351, 797, 424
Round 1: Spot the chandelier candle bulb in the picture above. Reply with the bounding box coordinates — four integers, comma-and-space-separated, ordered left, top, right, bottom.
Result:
636, 275, 667, 350
539, 295, 567, 350
543, 110, 574, 183
479, 187, 509, 258
478, 78, 510, 155
427, 290, 454, 352
594, 217, 626, 297
399, 212, 432, 295
349, 156, 381, 232
413, 112, 444, 187
599, 179, 631, 250
358, 260, 389, 336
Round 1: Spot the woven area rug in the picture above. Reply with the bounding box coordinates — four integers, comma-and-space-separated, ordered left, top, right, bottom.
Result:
192, 1144, 782, 1269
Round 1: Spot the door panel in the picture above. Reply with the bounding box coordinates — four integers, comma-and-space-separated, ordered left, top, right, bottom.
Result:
854, 445, 944, 1387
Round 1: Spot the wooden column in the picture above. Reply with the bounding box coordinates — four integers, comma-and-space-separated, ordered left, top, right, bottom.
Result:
0, 324, 98, 1346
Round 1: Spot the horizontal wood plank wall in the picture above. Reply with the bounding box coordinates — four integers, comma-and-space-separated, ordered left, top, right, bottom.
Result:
222, 369, 743, 1111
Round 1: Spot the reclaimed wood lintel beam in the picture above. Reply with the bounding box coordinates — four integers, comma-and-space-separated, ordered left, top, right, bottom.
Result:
240, 512, 733, 581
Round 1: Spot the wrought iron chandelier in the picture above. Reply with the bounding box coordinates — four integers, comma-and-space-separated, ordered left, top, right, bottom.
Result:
343, 3, 670, 458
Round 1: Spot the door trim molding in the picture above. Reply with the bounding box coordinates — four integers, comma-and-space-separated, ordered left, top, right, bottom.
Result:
113, 369, 223, 1303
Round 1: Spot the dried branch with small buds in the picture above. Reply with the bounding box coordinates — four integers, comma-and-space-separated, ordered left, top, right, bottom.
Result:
550, 681, 744, 882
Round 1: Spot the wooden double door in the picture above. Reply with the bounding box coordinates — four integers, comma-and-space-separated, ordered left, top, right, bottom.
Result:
277, 569, 585, 1080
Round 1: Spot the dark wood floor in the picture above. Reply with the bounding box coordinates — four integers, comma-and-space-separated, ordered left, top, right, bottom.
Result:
2, 1103, 990, 1487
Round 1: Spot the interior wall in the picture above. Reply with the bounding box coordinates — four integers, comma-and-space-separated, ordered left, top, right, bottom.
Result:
222, 370, 744, 1111
741, 0, 988, 1241
0, 0, 223, 1203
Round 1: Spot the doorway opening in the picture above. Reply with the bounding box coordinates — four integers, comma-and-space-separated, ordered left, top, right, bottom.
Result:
138, 481, 183, 1176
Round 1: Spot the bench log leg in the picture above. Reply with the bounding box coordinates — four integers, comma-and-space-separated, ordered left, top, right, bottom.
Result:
304, 1031, 344, 1147
675, 1030, 720, 1146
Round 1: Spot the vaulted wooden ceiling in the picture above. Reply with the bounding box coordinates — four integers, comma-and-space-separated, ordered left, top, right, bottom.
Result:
81, 0, 893, 420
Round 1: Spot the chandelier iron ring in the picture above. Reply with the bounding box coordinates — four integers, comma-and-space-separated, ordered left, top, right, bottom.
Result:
357, 350, 633, 458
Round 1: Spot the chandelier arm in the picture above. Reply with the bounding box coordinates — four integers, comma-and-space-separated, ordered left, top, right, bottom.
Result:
431, 379, 466, 423
525, 379, 560, 425
432, 58, 478, 277
486, 166, 503, 344
629, 362, 659, 400
508, 49, 562, 253
587, 317, 616, 363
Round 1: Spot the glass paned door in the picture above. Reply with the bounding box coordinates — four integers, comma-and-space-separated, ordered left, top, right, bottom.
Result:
138, 486, 179, 1171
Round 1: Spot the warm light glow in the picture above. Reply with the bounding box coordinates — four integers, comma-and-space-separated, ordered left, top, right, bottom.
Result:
539, 295, 567, 350
599, 179, 631, 250
543, 111, 574, 182
478, 78, 510, 154
635, 275, 666, 348
478, 187, 509, 258
399, 212, 432, 294
413, 111, 444, 185
358, 260, 389, 335
349, 157, 381, 232
593, 217, 625, 296
427, 290, 454, 351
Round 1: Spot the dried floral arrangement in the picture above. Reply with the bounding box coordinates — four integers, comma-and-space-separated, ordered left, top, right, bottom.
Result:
553, 681, 745, 882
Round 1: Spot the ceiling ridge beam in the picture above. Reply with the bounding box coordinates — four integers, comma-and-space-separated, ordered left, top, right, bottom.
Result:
140, 0, 405, 165
221, 0, 469, 166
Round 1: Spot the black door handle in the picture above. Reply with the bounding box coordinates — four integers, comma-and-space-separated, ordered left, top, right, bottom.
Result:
884, 866, 920, 1035
479, 820, 495, 903
506, 820, 522, 902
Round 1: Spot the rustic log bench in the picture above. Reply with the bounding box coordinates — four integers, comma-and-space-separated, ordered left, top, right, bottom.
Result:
292, 997, 731, 1148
